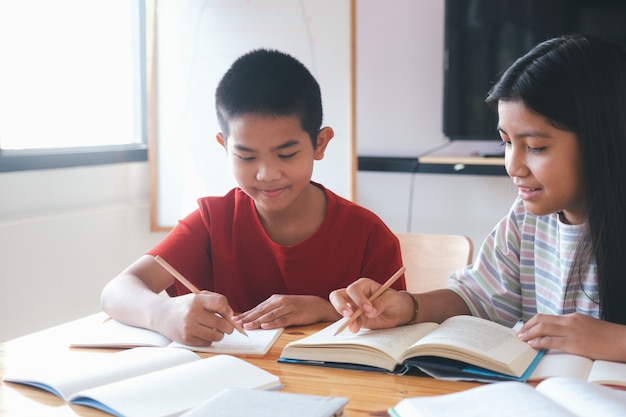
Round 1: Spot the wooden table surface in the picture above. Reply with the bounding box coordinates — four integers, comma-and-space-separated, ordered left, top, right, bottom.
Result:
0, 315, 483, 416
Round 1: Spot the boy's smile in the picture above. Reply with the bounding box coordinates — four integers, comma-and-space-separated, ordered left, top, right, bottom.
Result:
259, 188, 287, 199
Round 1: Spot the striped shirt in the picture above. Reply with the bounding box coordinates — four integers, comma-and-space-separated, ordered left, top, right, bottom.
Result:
448, 198, 599, 327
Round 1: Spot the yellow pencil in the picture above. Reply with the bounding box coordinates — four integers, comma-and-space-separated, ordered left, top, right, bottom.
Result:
154, 255, 248, 337
334, 266, 406, 336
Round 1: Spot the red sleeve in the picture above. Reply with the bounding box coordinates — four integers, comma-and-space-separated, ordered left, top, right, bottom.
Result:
321, 188, 406, 292
359, 220, 406, 291
147, 209, 214, 296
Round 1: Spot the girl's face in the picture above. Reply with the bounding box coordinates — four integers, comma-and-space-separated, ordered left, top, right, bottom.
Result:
216, 114, 332, 216
498, 100, 586, 224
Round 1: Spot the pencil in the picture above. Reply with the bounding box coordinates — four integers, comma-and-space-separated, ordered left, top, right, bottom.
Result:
154, 255, 248, 337
333, 266, 406, 336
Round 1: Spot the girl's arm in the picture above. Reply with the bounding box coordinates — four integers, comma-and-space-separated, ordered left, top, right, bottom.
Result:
518, 313, 626, 362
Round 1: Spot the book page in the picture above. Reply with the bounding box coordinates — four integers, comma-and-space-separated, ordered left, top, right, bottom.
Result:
405, 316, 537, 375
390, 381, 578, 417
70, 354, 282, 417
529, 350, 593, 381
2, 347, 199, 400
537, 377, 626, 417
169, 327, 283, 355
71, 316, 283, 356
70, 318, 172, 348
281, 320, 439, 370
587, 360, 626, 388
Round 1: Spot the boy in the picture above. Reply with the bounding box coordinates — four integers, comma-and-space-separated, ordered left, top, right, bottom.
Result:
101, 49, 404, 346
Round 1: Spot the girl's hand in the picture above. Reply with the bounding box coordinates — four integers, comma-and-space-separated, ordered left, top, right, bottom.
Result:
518, 313, 626, 361
233, 294, 341, 330
329, 278, 414, 333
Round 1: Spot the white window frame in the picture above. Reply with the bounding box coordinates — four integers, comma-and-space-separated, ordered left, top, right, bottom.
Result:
0, 1, 148, 173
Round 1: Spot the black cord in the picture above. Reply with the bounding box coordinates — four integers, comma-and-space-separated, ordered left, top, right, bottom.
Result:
406, 141, 454, 232
406, 159, 420, 232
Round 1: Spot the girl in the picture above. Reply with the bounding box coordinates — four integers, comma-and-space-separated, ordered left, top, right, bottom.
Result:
330, 34, 626, 362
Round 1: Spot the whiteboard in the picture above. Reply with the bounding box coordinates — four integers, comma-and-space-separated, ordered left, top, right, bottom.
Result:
149, 0, 354, 230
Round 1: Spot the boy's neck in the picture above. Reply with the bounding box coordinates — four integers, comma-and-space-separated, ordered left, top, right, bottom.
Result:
257, 183, 327, 246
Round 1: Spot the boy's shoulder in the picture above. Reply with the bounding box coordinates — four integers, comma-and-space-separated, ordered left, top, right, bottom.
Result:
318, 182, 387, 223
196, 187, 240, 205
195, 188, 252, 220
314, 181, 356, 209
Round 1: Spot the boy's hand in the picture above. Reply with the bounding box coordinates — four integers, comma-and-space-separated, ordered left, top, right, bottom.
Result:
233, 294, 341, 329
329, 278, 412, 332
155, 291, 236, 346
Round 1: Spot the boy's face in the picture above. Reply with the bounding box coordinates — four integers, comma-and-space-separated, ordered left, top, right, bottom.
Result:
216, 114, 332, 215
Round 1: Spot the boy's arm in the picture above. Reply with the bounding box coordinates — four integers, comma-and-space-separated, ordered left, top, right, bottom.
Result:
100, 254, 174, 328
101, 254, 237, 345
234, 294, 342, 330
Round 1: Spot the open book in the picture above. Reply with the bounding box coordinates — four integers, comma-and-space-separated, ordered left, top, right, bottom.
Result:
279, 315, 543, 381
70, 316, 283, 355
2, 347, 282, 417
388, 376, 626, 417
529, 349, 626, 388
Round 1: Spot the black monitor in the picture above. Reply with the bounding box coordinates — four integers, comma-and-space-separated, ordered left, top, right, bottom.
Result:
443, 0, 626, 140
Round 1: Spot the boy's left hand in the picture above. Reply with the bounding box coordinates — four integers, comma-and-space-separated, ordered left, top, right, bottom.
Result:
233, 294, 341, 330
517, 313, 626, 362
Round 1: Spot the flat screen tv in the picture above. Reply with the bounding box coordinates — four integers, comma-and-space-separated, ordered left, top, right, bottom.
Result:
444, 0, 626, 140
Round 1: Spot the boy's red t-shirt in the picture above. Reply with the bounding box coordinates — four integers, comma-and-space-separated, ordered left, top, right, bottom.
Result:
148, 183, 405, 313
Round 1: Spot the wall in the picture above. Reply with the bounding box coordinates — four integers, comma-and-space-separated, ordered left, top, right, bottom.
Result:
0, 163, 167, 341
354, 0, 517, 248
0, 0, 517, 341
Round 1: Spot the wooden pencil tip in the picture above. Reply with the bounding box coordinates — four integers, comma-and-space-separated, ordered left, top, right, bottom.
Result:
333, 321, 349, 336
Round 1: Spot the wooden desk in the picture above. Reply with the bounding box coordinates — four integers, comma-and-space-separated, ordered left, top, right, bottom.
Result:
418, 140, 506, 176
0, 315, 482, 416
357, 141, 507, 176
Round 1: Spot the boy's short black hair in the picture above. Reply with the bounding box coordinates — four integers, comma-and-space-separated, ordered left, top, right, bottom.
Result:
215, 49, 323, 146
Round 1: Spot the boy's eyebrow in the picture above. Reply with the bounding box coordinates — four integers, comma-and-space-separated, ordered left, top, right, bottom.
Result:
273, 139, 299, 150
233, 139, 300, 152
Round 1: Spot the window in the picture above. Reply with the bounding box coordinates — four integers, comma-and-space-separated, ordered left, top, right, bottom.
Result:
0, 0, 147, 172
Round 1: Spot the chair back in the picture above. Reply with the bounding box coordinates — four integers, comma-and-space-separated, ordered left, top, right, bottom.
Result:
395, 233, 473, 293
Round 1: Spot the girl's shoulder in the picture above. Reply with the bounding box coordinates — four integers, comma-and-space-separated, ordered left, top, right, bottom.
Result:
506, 198, 560, 229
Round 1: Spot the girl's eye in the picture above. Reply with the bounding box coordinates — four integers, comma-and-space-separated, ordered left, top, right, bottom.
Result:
529, 146, 546, 153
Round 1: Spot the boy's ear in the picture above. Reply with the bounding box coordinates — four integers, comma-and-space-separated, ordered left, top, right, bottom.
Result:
216, 133, 227, 151
313, 127, 334, 160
